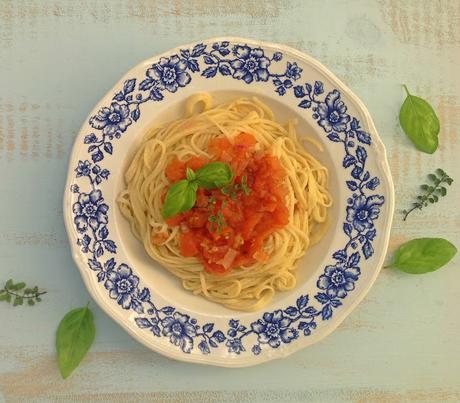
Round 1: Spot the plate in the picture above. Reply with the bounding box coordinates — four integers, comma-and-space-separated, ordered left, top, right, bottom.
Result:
63, 37, 394, 367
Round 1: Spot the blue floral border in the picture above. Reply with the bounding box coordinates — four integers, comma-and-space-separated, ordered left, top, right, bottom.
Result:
69, 41, 385, 356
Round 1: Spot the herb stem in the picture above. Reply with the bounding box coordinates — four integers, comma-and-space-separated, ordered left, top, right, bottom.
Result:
402, 205, 419, 221
2, 289, 47, 299
402, 84, 410, 96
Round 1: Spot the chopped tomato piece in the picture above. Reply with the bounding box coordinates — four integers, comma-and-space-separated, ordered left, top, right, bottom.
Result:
187, 211, 208, 228
240, 212, 263, 239
151, 231, 168, 245
186, 155, 209, 171
166, 215, 182, 226
234, 132, 257, 147
208, 137, 232, 158
180, 231, 199, 257
195, 188, 208, 208
165, 158, 186, 182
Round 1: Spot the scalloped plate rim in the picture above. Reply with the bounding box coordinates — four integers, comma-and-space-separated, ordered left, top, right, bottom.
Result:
63, 36, 395, 367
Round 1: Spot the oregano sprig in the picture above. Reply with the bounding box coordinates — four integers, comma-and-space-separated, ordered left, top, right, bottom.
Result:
402, 168, 453, 221
0, 279, 46, 306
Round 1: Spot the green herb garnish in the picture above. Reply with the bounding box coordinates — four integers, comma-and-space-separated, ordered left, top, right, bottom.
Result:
162, 180, 198, 218
209, 210, 227, 234
162, 162, 233, 218
0, 279, 46, 306
194, 161, 233, 189
402, 168, 453, 221
56, 303, 96, 379
386, 238, 457, 274
399, 84, 440, 154
220, 176, 250, 199
241, 175, 251, 196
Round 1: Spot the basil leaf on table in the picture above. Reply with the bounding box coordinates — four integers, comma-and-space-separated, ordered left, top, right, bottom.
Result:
56, 304, 96, 379
399, 85, 440, 154
162, 179, 198, 218
387, 238, 457, 274
195, 162, 233, 189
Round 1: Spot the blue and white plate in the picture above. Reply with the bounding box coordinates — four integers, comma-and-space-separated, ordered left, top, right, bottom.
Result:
64, 37, 394, 367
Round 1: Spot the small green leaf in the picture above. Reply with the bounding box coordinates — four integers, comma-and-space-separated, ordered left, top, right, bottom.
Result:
5, 279, 13, 289
12, 282, 26, 291
28, 299, 35, 306
13, 297, 23, 306
33, 286, 38, 293
0, 294, 8, 301
6, 294, 12, 303
24, 288, 33, 295
438, 187, 447, 196
241, 175, 251, 195
36, 297, 42, 302
388, 238, 457, 274
436, 168, 446, 177
420, 184, 429, 190
428, 174, 437, 182
195, 162, 233, 189
432, 195, 439, 202
399, 85, 440, 154
162, 180, 197, 219
185, 167, 196, 182
446, 177, 453, 185
56, 305, 96, 379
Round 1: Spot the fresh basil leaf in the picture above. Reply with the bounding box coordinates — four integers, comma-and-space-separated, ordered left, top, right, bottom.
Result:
162, 179, 197, 218
399, 85, 440, 154
195, 162, 233, 189
56, 305, 95, 379
388, 238, 457, 274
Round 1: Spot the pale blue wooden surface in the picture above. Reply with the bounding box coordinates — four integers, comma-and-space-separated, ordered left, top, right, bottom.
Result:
1, 1, 459, 402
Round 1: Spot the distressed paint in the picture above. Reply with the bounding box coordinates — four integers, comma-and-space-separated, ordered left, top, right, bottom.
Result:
0, 0, 459, 401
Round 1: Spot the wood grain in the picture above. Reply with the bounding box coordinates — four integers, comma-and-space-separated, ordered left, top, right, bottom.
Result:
0, 0, 459, 401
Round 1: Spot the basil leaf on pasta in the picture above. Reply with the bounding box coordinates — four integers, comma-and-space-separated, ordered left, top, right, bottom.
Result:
195, 162, 233, 189
162, 180, 197, 218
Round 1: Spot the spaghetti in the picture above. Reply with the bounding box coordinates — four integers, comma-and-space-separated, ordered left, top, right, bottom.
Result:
118, 94, 332, 311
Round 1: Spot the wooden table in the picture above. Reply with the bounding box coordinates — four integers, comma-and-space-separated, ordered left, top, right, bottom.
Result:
1, 1, 459, 401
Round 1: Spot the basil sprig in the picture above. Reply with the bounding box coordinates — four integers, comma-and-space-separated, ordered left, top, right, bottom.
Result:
162, 162, 233, 218
386, 238, 457, 274
56, 304, 96, 379
399, 85, 440, 154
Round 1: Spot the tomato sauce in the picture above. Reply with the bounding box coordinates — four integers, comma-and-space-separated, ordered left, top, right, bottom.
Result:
164, 133, 289, 275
